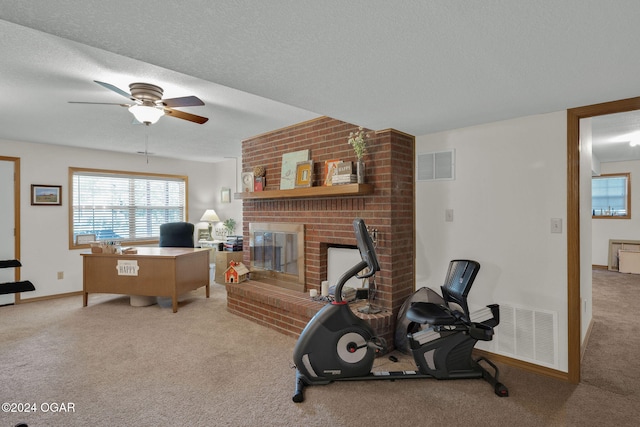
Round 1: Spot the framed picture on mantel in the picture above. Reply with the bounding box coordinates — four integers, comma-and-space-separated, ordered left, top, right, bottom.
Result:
324, 159, 341, 186
295, 160, 313, 188
280, 149, 310, 190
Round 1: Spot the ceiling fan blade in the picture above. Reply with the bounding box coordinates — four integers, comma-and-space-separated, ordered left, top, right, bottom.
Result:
68, 101, 130, 107
161, 96, 205, 108
163, 107, 209, 124
94, 80, 138, 102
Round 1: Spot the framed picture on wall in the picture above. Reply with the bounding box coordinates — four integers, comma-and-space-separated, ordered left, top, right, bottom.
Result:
221, 187, 231, 203
31, 184, 62, 206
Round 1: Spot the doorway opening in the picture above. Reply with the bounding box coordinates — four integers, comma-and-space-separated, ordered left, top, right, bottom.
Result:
0, 156, 21, 306
567, 96, 640, 383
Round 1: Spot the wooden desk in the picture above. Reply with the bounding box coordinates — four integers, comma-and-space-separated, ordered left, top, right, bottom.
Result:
81, 247, 210, 313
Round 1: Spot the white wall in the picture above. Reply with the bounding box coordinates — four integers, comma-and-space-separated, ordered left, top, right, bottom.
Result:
415, 111, 569, 371
0, 138, 241, 300
209, 157, 242, 237
592, 159, 640, 265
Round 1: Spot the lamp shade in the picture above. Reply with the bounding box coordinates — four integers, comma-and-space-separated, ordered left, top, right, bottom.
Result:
200, 209, 220, 222
128, 105, 165, 124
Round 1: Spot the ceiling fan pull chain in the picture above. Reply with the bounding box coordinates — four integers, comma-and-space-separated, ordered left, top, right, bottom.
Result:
145, 133, 150, 164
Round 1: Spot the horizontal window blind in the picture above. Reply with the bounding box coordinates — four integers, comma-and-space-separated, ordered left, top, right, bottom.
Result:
592, 173, 630, 218
71, 169, 186, 243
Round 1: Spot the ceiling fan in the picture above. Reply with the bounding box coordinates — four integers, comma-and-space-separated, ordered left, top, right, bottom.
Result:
69, 80, 209, 125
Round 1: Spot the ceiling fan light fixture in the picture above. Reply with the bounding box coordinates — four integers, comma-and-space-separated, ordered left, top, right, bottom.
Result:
128, 104, 164, 124
75, 80, 207, 124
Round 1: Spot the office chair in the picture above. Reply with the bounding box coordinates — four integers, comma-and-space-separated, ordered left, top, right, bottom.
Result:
159, 222, 195, 247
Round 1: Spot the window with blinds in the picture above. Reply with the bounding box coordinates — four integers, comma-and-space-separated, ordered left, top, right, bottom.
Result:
70, 168, 187, 246
592, 172, 630, 219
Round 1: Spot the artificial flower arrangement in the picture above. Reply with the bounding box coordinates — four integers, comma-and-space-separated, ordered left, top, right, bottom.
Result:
347, 126, 369, 160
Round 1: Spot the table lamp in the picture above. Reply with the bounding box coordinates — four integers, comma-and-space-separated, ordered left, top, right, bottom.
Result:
200, 209, 220, 240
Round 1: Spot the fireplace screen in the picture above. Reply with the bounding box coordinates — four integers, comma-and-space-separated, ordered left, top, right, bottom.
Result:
249, 223, 304, 288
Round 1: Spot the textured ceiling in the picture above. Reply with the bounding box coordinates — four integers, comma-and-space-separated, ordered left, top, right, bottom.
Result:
591, 110, 640, 163
1, 1, 640, 163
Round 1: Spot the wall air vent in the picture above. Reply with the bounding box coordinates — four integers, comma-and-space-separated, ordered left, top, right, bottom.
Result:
492, 303, 558, 369
417, 150, 455, 181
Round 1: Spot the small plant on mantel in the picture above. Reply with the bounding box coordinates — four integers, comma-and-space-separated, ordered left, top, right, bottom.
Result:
223, 218, 236, 237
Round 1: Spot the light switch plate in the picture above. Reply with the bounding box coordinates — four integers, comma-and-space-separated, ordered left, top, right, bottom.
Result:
445, 209, 454, 222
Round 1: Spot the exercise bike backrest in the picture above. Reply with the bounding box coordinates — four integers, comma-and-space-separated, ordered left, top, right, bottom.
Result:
334, 218, 381, 303
440, 259, 480, 323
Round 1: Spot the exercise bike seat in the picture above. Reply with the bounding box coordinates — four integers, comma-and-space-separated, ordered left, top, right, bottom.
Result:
405, 302, 460, 325
406, 259, 481, 326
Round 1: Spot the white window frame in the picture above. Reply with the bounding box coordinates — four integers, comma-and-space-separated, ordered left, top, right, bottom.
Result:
69, 167, 188, 248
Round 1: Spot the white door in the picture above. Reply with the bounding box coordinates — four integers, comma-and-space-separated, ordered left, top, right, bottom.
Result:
0, 159, 16, 305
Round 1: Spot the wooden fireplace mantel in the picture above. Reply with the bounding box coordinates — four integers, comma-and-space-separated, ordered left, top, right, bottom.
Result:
234, 183, 373, 200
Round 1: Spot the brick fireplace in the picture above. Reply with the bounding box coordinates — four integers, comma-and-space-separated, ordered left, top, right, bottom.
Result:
226, 117, 415, 346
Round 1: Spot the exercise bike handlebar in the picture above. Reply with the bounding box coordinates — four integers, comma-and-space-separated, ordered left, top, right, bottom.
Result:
334, 260, 370, 303
355, 266, 377, 279
334, 219, 381, 303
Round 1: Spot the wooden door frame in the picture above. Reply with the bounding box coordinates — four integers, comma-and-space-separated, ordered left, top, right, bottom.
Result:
567, 96, 640, 383
0, 156, 20, 303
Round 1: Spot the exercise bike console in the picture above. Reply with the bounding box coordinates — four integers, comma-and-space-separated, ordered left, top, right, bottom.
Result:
292, 218, 508, 402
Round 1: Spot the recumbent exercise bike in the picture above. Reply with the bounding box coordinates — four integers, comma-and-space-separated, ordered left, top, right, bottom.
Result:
292, 218, 508, 402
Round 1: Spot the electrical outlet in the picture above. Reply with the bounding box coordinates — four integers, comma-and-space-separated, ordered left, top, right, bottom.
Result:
57, 271, 64, 280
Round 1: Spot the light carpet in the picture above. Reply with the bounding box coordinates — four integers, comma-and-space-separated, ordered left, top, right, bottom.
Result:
0, 274, 638, 426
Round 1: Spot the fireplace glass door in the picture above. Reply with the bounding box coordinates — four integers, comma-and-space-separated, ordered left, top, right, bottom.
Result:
250, 223, 304, 288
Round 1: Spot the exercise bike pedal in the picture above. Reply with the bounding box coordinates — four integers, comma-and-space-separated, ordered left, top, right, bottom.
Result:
367, 337, 387, 353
